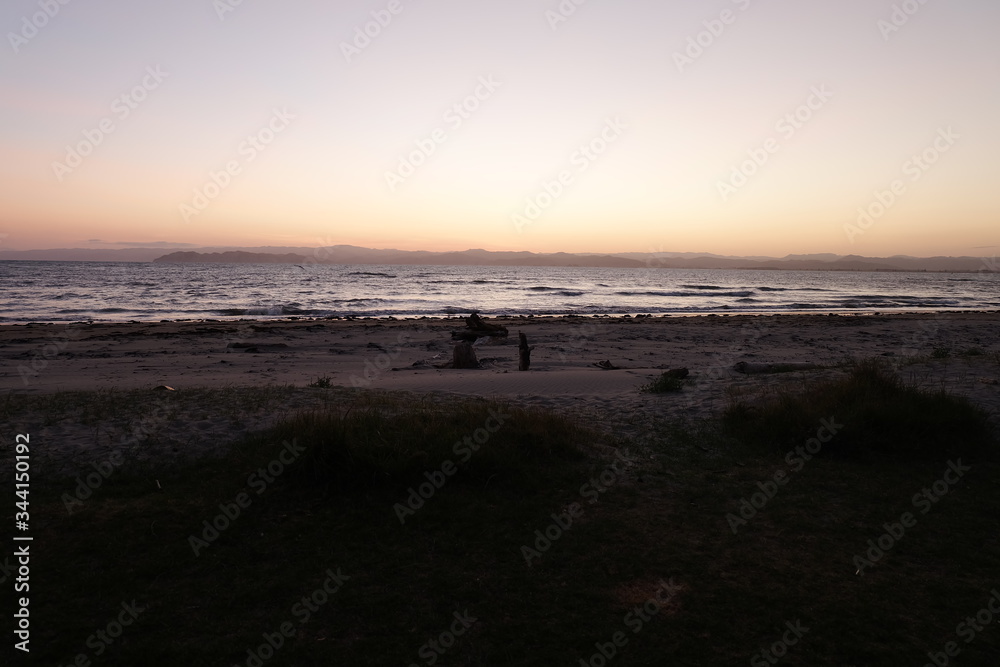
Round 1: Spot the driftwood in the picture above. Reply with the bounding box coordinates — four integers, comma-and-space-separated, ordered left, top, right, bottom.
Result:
453, 341, 480, 369
518, 332, 533, 371
456, 313, 508, 339
467, 313, 506, 333
734, 361, 820, 375
594, 362, 687, 375
227, 342, 289, 353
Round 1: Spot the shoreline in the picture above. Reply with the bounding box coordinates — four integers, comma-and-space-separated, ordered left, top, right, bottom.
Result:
4, 307, 1000, 327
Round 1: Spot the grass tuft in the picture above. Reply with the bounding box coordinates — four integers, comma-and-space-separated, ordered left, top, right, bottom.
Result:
641, 373, 685, 394
253, 400, 590, 494
722, 358, 994, 460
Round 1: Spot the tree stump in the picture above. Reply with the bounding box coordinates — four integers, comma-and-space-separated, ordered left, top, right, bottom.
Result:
518, 332, 533, 371
453, 341, 479, 369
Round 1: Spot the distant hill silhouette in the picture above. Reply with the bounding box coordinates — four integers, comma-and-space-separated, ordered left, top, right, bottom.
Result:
1, 245, 995, 272
153, 247, 646, 268
154, 251, 307, 264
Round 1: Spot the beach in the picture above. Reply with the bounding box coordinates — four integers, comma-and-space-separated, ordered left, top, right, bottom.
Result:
5, 312, 1000, 666
4, 311, 999, 478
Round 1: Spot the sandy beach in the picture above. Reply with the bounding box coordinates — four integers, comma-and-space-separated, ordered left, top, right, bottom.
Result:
3, 312, 999, 479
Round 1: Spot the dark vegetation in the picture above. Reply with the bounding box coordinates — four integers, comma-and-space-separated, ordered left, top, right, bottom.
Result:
18, 369, 999, 666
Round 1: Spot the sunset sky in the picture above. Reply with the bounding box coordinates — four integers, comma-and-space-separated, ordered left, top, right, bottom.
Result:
1, 0, 998, 257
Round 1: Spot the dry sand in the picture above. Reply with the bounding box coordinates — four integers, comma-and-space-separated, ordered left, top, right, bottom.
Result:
2, 312, 999, 478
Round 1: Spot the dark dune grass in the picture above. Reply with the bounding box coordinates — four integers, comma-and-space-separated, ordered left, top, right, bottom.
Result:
20, 375, 1000, 666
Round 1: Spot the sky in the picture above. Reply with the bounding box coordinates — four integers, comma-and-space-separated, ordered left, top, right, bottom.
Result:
1, 0, 998, 257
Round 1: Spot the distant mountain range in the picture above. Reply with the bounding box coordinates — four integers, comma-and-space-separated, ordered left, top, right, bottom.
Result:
1, 245, 996, 273
153, 251, 308, 264
153, 248, 645, 268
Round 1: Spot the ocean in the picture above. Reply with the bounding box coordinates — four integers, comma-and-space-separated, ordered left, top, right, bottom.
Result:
1, 260, 998, 323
